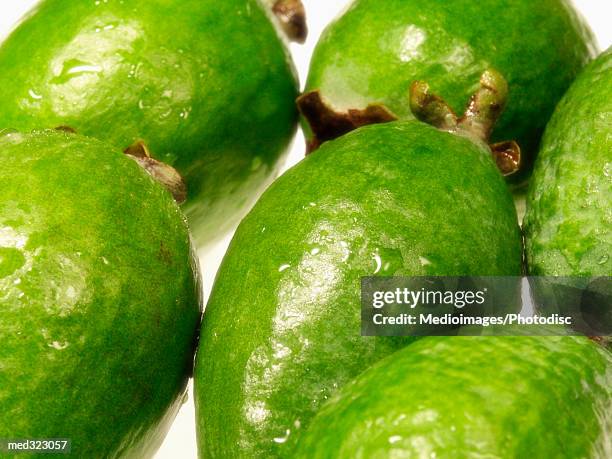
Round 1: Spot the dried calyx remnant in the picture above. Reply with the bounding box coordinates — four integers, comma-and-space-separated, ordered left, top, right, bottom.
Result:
297, 91, 397, 153
54, 126, 187, 203
298, 69, 521, 176
124, 141, 187, 204
410, 69, 520, 176
272, 0, 308, 44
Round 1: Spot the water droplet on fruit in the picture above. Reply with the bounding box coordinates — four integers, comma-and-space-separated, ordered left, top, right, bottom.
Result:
179, 107, 192, 119
278, 264, 290, 272
598, 254, 609, 265
48, 341, 69, 350
159, 108, 173, 119
28, 89, 43, 100
0, 129, 18, 137
51, 59, 102, 84
373, 252, 382, 274
273, 429, 291, 444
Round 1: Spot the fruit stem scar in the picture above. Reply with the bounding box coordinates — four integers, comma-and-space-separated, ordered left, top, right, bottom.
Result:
410, 69, 521, 176
273, 0, 308, 44
297, 90, 398, 153
124, 141, 188, 204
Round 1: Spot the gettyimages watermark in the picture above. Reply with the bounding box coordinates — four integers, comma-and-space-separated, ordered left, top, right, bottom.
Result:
0, 439, 71, 454
361, 276, 611, 336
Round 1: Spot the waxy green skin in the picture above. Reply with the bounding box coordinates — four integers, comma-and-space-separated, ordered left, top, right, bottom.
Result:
194, 121, 522, 458
305, 0, 597, 182
294, 335, 612, 459
0, 0, 298, 248
525, 48, 612, 277
0, 131, 202, 458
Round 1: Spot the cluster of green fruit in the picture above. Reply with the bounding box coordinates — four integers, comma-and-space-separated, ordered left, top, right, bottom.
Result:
0, 0, 609, 458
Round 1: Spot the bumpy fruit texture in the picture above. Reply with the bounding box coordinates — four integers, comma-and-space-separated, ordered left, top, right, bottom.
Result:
0, 0, 298, 247
305, 0, 597, 182
195, 121, 522, 458
0, 131, 202, 458
293, 335, 612, 459
525, 48, 612, 276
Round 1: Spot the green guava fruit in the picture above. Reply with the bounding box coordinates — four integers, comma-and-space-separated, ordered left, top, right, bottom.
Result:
293, 335, 612, 458
0, 0, 299, 248
304, 0, 597, 183
523, 48, 611, 341
524, 47, 611, 277
194, 71, 523, 458
0, 130, 202, 458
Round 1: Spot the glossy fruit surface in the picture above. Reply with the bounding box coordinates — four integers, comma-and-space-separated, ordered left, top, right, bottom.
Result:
305, 0, 597, 182
0, 0, 298, 247
525, 47, 612, 276
0, 130, 202, 458
293, 335, 612, 458
194, 121, 522, 458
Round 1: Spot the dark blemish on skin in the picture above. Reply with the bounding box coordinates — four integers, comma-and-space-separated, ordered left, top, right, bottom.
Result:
158, 241, 173, 266
55, 126, 77, 134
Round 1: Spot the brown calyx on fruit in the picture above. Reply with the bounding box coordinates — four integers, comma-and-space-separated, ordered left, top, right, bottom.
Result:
297, 90, 398, 153
490, 141, 521, 176
273, 0, 308, 44
124, 141, 187, 204
410, 69, 521, 176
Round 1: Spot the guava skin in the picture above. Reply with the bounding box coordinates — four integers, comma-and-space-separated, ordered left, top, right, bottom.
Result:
0, 0, 298, 248
293, 336, 612, 459
305, 0, 597, 183
0, 131, 202, 458
524, 48, 612, 277
194, 121, 523, 458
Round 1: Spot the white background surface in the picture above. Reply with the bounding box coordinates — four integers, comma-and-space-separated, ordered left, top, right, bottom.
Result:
0, 1, 610, 458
